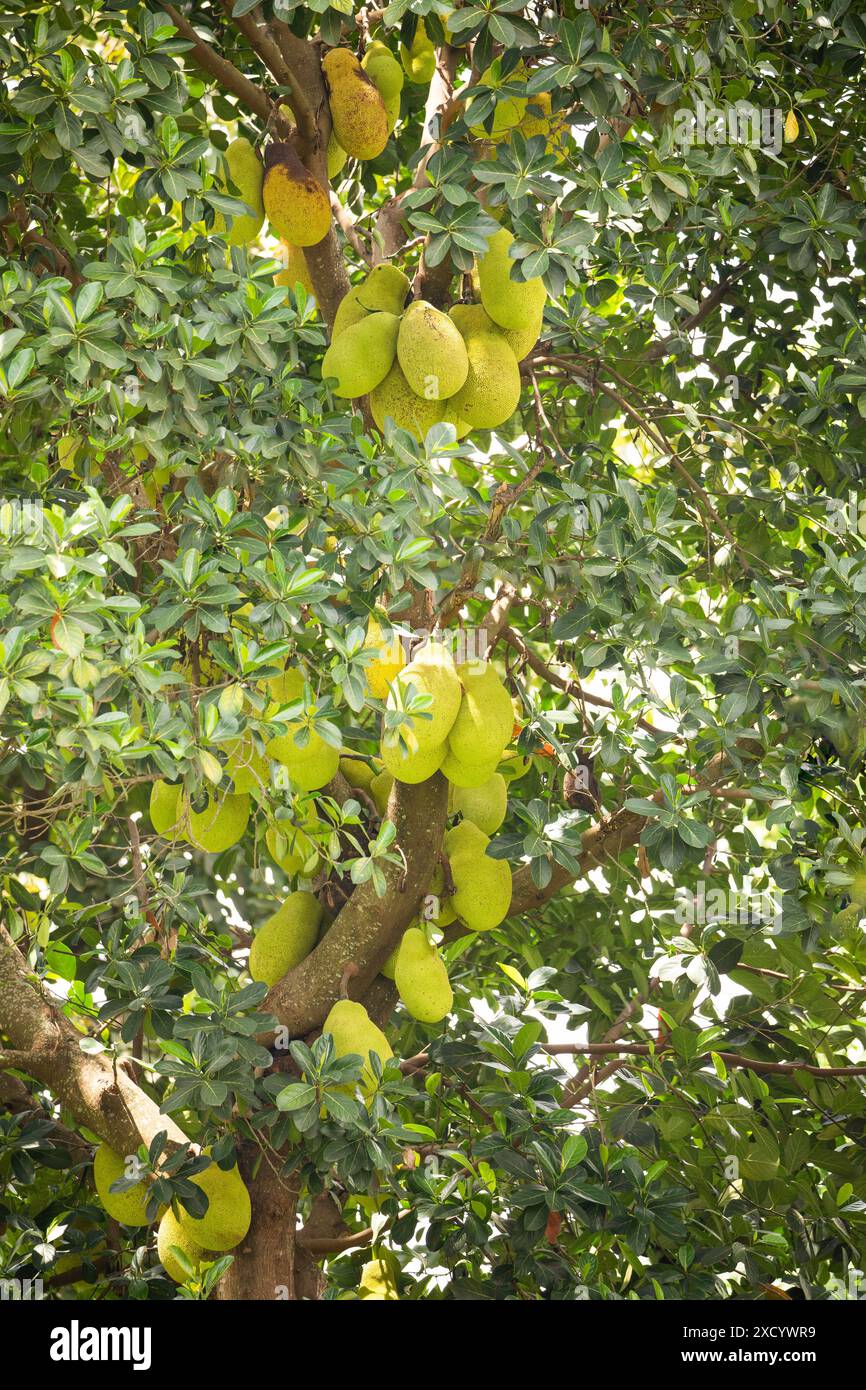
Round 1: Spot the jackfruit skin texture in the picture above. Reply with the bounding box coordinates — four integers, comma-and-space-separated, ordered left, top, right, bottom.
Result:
400, 20, 435, 84
249, 890, 322, 985
321, 311, 399, 398
441, 746, 501, 788
394, 926, 452, 1023
397, 300, 469, 400
478, 227, 548, 331
445, 819, 490, 861
275, 241, 314, 298
448, 321, 521, 430
362, 617, 406, 698
371, 361, 445, 440
451, 772, 508, 833
187, 791, 250, 853
94, 1143, 151, 1227
323, 49, 389, 161
158, 1207, 205, 1284
356, 263, 411, 314
380, 735, 446, 783
322, 999, 393, 1097
386, 641, 462, 753
178, 1158, 251, 1252
449, 660, 515, 766
327, 130, 348, 179
449, 839, 513, 932
266, 821, 322, 877
149, 780, 185, 838
267, 726, 340, 791
362, 41, 404, 100
450, 301, 542, 363
263, 141, 330, 247
220, 137, 264, 246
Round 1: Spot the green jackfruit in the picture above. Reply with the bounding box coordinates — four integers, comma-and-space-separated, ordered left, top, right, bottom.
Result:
327, 130, 348, 180
397, 300, 469, 400
266, 820, 322, 877
322, 999, 393, 1097
450, 845, 512, 932
394, 926, 452, 1023
359, 1256, 399, 1298
158, 1207, 205, 1284
187, 792, 250, 853
249, 890, 322, 985
448, 322, 521, 430
149, 780, 185, 838
275, 241, 314, 299
400, 20, 435, 84
478, 227, 547, 331
356, 263, 410, 314
362, 617, 406, 698
225, 734, 268, 797
441, 746, 501, 788
362, 41, 404, 100
449, 660, 514, 765
219, 137, 264, 247
450, 300, 542, 362
371, 361, 445, 440
370, 768, 395, 814
380, 735, 446, 783
445, 819, 490, 861
267, 728, 340, 792
386, 640, 462, 754
323, 49, 389, 161
93, 1143, 151, 1227
321, 311, 399, 398
178, 1157, 251, 1252
263, 141, 330, 247
451, 772, 507, 833
340, 755, 379, 791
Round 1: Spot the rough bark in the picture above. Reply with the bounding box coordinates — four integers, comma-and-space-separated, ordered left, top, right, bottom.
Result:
215, 1152, 304, 1301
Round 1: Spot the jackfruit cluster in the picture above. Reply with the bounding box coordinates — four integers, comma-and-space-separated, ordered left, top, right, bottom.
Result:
322, 227, 546, 441
468, 61, 569, 160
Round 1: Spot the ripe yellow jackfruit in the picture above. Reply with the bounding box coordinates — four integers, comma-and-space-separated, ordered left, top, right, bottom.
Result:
380, 735, 446, 783
450, 300, 542, 363
520, 90, 569, 158
275, 241, 314, 298
400, 20, 435, 84
225, 734, 268, 797
449, 660, 514, 765
362, 41, 404, 100
322, 999, 393, 1097
263, 141, 330, 247
386, 640, 462, 754
448, 321, 521, 430
178, 1157, 251, 1252
218, 137, 264, 247
149, 780, 185, 838
394, 926, 452, 1023
397, 299, 469, 400
362, 617, 406, 698
359, 1256, 399, 1299
371, 361, 445, 440
187, 791, 250, 853
249, 890, 322, 985
441, 746, 500, 788
323, 49, 389, 161
451, 772, 507, 834
94, 1143, 151, 1227
478, 227, 547, 331
261, 661, 305, 706
784, 109, 799, 143
266, 820, 322, 877
158, 1207, 205, 1284
321, 311, 400, 397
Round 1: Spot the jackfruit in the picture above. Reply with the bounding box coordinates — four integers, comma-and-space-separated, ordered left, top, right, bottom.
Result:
784, 109, 799, 143
94, 1143, 151, 1227
225, 734, 269, 797
386, 641, 462, 753
394, 926, 452, 1023
449, 660, 514, 765
327, 130, 348, 180
400, 20, 435, 85
383, 90, 401, 134
158, 1206, 205, 1284
262, 661, 306, 706
149, 780, 186, 838
187, 791, 250, 853
362, 41, 404, 100
359, 1256, 399, 1299
323, 49, 389, 161
371, 361, 446, 440
321, 311, 400, 398
266, 821, 322, 877
478, 227, 547, 331
397, 299, 469, 400
340, 755, 379, 791
178, 1157, 251, 1252
322, 999, 393, 1097
380, 735, 446, 783
520, 90, 569, 158
499, 748, 532, 782
450, 300, 542, 363
263, 141, 330, 247
370, 768, 395, 815
448, 322, 521, 430
275, 241, 314, 298
451, 772, 507, 833
449, 843, 512, 932
218, 137, 264, 247
358, 263, 411, 314
445, 819, 490, 861
267, 725, 340, 792
332, 288, 369, 341
468, 60, 527, 141
441, 746, 501, 788
362, 617, 406, 698
249, 890, 322, 985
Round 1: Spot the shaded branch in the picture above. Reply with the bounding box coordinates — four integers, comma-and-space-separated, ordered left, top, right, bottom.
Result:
162, 5, 275, 126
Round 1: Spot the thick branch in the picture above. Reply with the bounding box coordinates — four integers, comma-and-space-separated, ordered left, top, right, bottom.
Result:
162, 5, 275, 126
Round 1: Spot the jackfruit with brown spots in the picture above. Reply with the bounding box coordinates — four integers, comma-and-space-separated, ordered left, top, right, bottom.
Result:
323, 49, 389, 161
263, 142, 330, 247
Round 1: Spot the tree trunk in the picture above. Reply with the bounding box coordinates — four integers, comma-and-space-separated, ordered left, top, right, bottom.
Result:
215, 1153, 321, 1301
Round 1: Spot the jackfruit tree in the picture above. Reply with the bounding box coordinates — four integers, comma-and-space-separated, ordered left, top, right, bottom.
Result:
2, 0, 866, 1310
